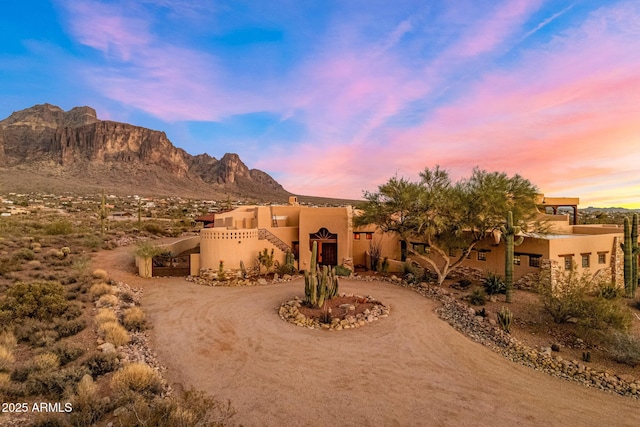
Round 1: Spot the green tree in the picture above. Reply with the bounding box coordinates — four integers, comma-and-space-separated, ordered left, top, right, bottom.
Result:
355, 166, 538, 285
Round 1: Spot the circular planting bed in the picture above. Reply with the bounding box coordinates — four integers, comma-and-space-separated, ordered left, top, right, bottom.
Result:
279, 293, 389, 330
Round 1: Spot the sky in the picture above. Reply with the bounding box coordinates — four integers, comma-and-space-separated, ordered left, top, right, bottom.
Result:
1, 1, 639, 208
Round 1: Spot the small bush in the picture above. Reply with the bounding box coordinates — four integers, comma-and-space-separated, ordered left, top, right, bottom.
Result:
111, 363, 163, 398
0, 281, 68, 322
608, 331, 640, 367
455, 279, 473, 290
54, 318, 87, 338
482, 273, 506, 295
62, 300, 84, 320
122, 307, 147, 332
10, 365, 33, 383
333, 265, 352, 277
96, 294, 119, 308
95, 308, 118, 325
26, 366, 89, 397
70, 374, 109, 426
85, 352, 119, 377
14, 247, 36, 260
116, 390, 237, 427
596, 282, 621, 300
89, 283, 114, 300
45, 220, 73, 235
50, 342, 85, 365
469, 288, 486, 306
33, 352, 61, 372
0, 331, 17, 350
91, 269, 108, 280
0, 345, 15, 371
119, 290, 136, 304
29, 329, 60, 348
99, 322, 130, 347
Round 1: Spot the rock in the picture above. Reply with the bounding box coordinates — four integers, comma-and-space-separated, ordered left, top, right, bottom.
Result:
283, 274, 292, 281
551, 343, 561, 352
257, 278, 268, 285
540, 347, 552, 357
489, 295, 497, 303
98, 342, 116, 354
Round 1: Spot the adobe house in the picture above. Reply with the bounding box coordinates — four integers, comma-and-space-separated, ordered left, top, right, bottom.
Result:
138, 195, 631, 290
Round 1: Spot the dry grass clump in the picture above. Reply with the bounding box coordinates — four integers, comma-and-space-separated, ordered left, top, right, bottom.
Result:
46, 248, 65, 259
122, 307, 147, 331
33, 352, 61, 372
0, 331, 17, 349
98, 322, 130, 347
97, 294, 119, 308
0, 372, 9, 386
111, 362, 163, 397
89, 282, 114, 300
92, 269, 109, 280
95, 308, 118, 325
0, 345, 15, 371
69, 373, 110, 426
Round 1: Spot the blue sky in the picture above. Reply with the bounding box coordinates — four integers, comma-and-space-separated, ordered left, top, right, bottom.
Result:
1, 1, 640, 207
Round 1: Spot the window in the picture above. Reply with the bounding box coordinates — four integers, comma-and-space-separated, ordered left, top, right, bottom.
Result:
413, 243, 429, 254
598, 253, 606, 264
564, 256, 573, 270
478, 251, 487, 261
353, 233, 361, 240
582, 254, 590, 268
365, 233, 373, 240
513, 255, 521, 265
529, 256, 541, 268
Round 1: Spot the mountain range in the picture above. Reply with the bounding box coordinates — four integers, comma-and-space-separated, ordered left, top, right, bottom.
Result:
0, 104, 290, 201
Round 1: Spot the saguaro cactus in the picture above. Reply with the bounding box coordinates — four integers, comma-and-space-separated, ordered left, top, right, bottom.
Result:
304, 241, 339, 308
622, 214, 639, 298
500, 211, 524, 303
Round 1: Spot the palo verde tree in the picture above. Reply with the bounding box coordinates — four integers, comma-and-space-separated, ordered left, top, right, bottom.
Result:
355, 166, 539, 285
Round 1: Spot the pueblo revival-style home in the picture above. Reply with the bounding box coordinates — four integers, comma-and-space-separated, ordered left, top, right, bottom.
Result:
137, 196, 628, 289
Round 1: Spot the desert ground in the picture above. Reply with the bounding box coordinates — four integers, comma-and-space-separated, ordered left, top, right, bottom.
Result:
94, 245, 640, 427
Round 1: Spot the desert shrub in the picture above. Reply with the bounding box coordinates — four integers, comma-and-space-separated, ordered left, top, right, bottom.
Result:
83, 235, 102, 252
608, 331, 640, 367
143, 222, 165, 235
0, 331, 17, 350
32, 352, 61, 372
95, 308, 118, 325
0, 345, 15, 371
482, 273, 506, 295
596, 282, 621, 300
10, 365, 34, 383
454, 279, 473, 290
496, 307, 513, 333
122, 307, 147, 332
54, 318, 87, 338
115, 389, 236, 427
89, 283, 114, 300
333, 265, 352, 277
85, 352, 119, 377
539, 269, 592, 323
69, 374, 110, 427
96, 294, 119, 308
46, 248, 65, 259
0, 372, 9, 386
13, 247, 36, 260
44, 220, 73, 235
26, 365, 89, 397
469, 288, 486, 306
119, 290, 136, 304
91, 269, 108, 280
51, 342, 85, 365
62, 300, 84, 320
111, 363, 163, 398
29, 329, 60, 348
99, 322, 130, 347
0, 281, 68, 322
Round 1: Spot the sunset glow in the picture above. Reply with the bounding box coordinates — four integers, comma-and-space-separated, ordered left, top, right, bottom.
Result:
1, 1, 639, 207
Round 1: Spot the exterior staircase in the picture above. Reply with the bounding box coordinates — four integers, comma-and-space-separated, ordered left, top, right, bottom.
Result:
258, 228, 291, 253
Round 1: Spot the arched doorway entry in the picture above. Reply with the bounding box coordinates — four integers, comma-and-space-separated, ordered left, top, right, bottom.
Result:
309, 227, 338, 266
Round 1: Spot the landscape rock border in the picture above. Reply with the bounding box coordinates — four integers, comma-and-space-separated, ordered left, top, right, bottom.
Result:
350, 274, 640, 399
278, 294, 390, 330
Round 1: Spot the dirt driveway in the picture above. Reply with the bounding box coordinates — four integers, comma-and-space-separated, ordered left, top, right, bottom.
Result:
94, 245, 640, 427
